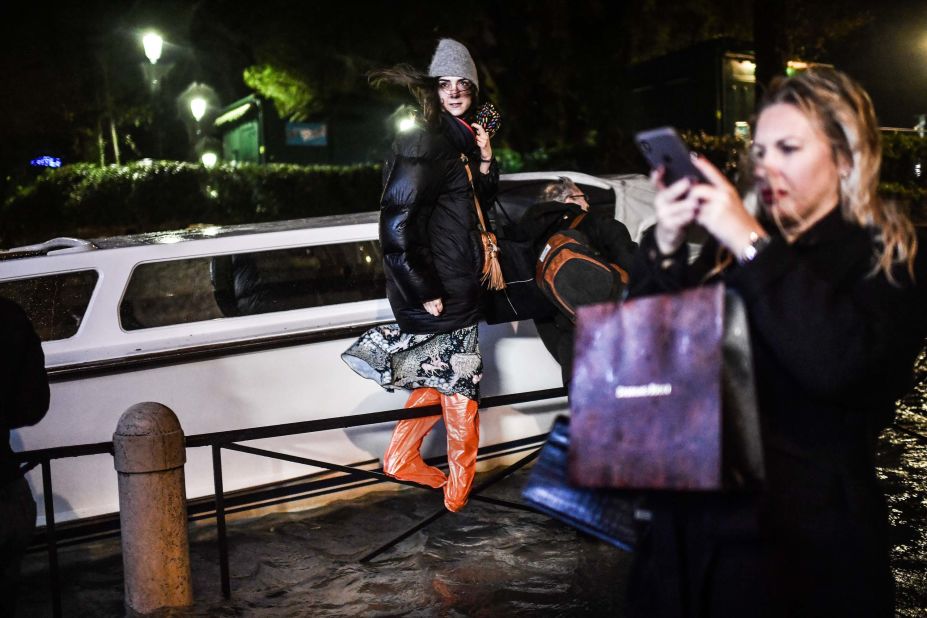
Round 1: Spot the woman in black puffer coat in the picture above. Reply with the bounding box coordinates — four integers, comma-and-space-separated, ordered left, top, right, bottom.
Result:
343, 39, 498, 512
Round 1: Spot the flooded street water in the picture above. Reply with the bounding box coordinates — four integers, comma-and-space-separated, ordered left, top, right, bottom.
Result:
16, 354, 927, 617
883, 349, 927, 616
19, 466, 632, 617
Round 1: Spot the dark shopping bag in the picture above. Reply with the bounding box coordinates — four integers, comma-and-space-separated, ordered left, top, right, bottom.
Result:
569, 284, 764, 491
521, 416, 646, 551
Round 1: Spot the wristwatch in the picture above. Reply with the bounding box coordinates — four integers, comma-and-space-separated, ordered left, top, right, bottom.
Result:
740, 231, 771, 263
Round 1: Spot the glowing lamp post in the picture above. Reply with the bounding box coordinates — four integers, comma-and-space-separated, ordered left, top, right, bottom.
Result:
190, 97, 207, 122
141, 32, 167, 93
142, 32, 163, 64
139, 30, 176, 159
200, 151, 218, 168
190, 96, 207, 139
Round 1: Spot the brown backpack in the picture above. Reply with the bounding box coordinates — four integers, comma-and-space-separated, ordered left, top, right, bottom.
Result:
535, 213, 630, 321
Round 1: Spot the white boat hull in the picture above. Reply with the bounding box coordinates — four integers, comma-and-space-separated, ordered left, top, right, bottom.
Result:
16, 321, 565, 525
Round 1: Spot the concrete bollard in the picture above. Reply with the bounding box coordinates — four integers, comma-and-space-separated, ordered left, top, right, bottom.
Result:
113, 402, 193, 614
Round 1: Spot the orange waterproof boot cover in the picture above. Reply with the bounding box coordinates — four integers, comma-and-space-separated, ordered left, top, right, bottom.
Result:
441, 393, 480, 512
383, 388, 446, 488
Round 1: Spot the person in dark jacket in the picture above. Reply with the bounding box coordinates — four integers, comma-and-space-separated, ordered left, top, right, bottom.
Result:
527, 177, 637, 386
1, 298, 50, 616
342, 39, 498, 512
624, 68, 927, 617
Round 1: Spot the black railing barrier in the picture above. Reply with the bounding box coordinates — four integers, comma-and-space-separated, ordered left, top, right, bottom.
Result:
15, 382, 927, 613
12, 386, 569, 615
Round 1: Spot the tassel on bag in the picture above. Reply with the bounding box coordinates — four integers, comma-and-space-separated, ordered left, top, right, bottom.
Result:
461, 154, 506, 291
480, 229, 506, 290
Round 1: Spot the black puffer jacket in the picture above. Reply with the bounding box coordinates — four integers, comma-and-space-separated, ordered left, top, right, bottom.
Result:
380, 112, 499, 334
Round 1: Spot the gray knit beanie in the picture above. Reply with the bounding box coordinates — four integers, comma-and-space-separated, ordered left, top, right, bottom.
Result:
428, 38, 478, 89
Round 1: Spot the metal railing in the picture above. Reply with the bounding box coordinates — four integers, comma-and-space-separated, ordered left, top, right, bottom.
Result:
13, 386, 568, 616
15, 377, 927, 614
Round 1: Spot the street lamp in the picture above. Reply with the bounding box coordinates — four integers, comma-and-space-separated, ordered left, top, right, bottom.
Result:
179, 84, 219, 160
140, 30, 173, 159
141, 31, 169, 94
142, 32, 163, 64
200, 151, 218, 168
190, 97, 207, 123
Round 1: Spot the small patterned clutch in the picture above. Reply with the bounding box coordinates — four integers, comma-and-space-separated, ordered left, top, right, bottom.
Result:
474, 102, 502, 138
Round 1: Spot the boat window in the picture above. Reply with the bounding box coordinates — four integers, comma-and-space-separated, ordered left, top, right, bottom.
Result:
0, 270, 99, 341
120, 240, 386, 329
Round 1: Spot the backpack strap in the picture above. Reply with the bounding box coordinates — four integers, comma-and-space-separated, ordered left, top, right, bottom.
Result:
568, 211, 587, 230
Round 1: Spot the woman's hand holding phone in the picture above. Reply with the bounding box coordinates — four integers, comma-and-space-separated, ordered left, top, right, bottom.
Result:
643, 133, 766, 259
635, 127, 707, 186
652, 169, 700, 255
636, 127, 707, 254
686, 157, 765, 258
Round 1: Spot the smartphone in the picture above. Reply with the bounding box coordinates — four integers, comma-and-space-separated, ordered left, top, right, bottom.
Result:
634, 127, 707, 185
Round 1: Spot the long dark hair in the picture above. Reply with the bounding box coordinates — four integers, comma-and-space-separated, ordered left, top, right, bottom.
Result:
368, 64, 442, 128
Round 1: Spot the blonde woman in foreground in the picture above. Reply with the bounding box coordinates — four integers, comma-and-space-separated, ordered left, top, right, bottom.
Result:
626, 68, 927, 617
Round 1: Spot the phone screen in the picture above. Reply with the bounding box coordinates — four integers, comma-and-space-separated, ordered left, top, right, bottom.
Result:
634, 127, 707, 185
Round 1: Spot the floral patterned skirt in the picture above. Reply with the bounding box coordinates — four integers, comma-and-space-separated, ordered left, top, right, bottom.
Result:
341, 324, 482, 400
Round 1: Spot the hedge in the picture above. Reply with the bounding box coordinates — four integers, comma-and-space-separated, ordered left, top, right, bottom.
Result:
1, 161, 383, 247
3, 132, 925, 247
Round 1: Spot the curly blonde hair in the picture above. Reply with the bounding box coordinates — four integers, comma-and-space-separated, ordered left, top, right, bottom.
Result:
756, 68, 917, 279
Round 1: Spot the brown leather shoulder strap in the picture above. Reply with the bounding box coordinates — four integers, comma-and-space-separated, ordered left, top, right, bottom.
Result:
461, 154, 488, 232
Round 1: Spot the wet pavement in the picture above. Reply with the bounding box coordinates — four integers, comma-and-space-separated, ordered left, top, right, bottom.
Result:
15, 354, 927, 617
883, 349, 927, 616
17, 466, 631, 617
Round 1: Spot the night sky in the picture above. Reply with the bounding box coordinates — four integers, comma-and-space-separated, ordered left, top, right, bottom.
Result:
0, 0, 925, 177
825, 0, 927, 128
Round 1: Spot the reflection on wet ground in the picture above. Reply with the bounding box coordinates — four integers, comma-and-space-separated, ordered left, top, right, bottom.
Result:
884, 350, 927, 617
17, 354, 927, 617
19, 467, 631, 617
